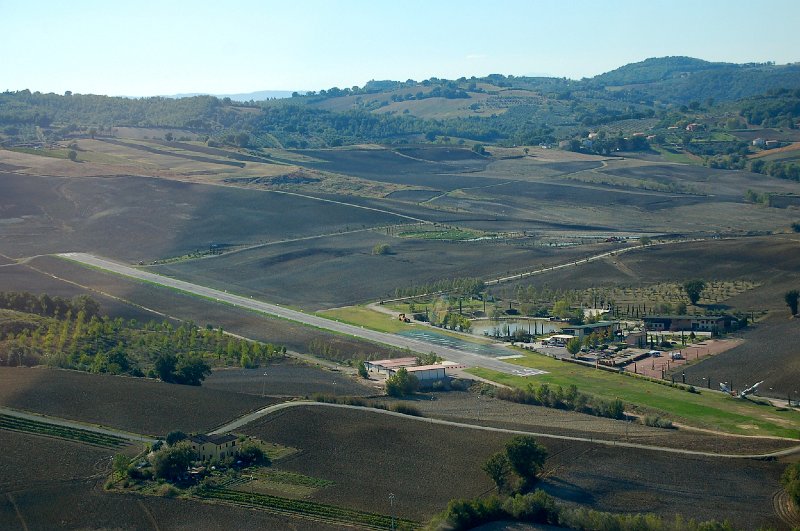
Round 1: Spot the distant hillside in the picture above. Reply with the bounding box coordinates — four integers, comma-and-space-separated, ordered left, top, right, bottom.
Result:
591, 56, 730, 85
590, 56, 800, 103
167, 90, 300, 101
2, 56, 799, 150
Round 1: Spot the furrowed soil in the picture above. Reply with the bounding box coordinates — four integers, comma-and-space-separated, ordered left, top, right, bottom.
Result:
0, 172, 404, 262
153, 235, 623, 310
242, 404, 787, 528
203, 365, 374, 397
0, 367, 277, 436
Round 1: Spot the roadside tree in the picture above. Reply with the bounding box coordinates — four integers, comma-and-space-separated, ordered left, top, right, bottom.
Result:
565, 337, 582, 356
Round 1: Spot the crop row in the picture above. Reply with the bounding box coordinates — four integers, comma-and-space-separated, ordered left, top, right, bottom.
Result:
0, 414, 128, 448
198, 488, 417, 530
260, 469, 334, 488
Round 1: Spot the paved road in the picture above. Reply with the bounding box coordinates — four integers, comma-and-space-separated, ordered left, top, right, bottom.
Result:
0, 406, 156, 444
209, 401, 800, 459
58, 253, 524, 374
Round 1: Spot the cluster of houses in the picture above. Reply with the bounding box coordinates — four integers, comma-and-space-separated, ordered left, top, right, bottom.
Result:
542, 315, 736, 347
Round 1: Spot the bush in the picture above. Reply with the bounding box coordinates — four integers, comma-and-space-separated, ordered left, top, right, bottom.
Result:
390, 403, 423, 417
385, 368, 419, 397
643, 415, 675, 429
781, 461, 800, 509
237, 442, 270, 466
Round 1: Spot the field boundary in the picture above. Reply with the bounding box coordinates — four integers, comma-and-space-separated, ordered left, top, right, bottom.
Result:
209, 401, 800, 459
196, 487, 418, 530
0, 406, 155, 444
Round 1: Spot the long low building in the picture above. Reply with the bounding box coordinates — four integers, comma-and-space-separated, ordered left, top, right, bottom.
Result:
364, 357, 418, 374
642, 315, 733, 332
392, 364, 448, 382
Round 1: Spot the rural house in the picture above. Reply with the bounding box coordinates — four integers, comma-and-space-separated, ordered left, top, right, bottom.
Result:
642, 315, 733, 333
188, 433, 238, 461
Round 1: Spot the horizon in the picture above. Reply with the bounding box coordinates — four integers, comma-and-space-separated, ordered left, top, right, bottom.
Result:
2, 0, 800, 97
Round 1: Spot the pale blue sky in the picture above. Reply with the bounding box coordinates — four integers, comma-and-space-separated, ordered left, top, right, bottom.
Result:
2, 0, 799, 97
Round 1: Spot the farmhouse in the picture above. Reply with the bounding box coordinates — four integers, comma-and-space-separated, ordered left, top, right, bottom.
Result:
188, 433, 238, 461
561, 321, 621, 340
642, 315, 732, 333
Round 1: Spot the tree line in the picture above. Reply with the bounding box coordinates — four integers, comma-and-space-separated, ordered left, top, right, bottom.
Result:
0, 292, 284, 384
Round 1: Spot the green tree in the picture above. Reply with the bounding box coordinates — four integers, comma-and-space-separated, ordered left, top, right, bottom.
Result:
785, 289, 800, 316
385, 367, 419, 397
483, 452, 512, 493
504, 435, 548, 489
782, 461, 800, 509
237, 442, 270, 466
67, 149, 78, 161
357, 361, 369, 379
683, 279, 706, 305
164, 132, 174, 142
112, 454, 130, 479
565, 337, 582, 356
639, 236, 652, 246
152, 441, 195, 481
165, 430, 188, 446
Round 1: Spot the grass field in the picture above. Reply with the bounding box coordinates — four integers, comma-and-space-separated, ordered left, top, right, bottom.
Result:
469, 350, 800, 438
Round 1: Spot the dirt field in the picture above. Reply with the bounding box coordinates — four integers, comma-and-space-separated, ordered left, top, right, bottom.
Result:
203, 364, 374, 397
153, 232, 621, 310
242, 404, 787, 527
242, 405, 509, 521
0, 367, 278, 436
0, 172, 403, 262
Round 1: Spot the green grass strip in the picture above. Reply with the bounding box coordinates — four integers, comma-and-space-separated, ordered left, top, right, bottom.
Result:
0, 414, 128, 448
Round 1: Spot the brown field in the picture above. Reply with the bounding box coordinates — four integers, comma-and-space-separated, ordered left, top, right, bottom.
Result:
0, 429, 344, 530
0, 367, 276, 436
203, 364, 374, 397
153, 231, 622, 310
241, 405, 787, 527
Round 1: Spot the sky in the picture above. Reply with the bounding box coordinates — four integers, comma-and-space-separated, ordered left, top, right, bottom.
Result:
2, 0, 799, 97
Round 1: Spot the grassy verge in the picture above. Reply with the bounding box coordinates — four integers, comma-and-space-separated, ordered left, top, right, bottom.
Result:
0, 414, 130, 448
467, 351, 800, 438
319, 305, 497, 344
197, 487, 417, 529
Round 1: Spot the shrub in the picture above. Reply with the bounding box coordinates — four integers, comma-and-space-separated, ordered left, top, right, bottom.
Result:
643, 416, 675, 429
781, 462, 800, 509
237, 442, 270, 466
390, 403, 423, 417
385, 368, 419, 397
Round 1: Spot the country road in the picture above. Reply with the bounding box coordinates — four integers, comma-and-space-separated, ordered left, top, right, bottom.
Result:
57, 253, 524, 374
209, 401, 800, 459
